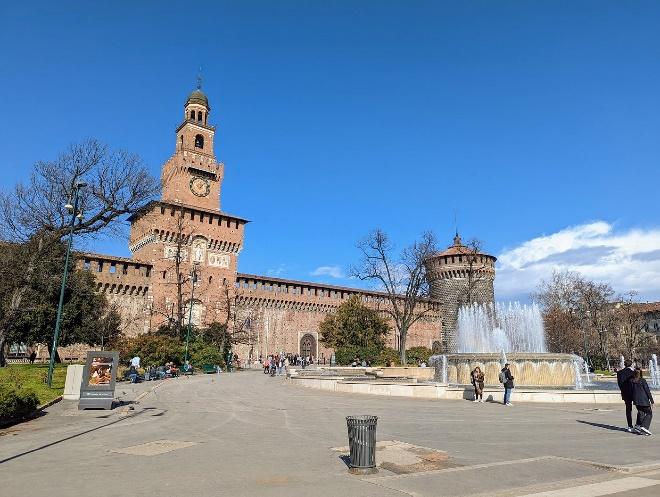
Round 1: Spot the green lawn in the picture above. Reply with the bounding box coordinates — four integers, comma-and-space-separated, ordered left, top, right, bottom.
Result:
0, 363, 68, 406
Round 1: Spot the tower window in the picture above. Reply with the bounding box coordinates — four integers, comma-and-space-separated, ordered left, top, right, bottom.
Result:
197, 111, 202, 122
190, 110, 195, 120
194, 134, 204, 149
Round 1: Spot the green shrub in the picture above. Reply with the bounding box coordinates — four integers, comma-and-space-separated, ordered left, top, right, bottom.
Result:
334, 345, 383, 366
116, 334, 184, 366
376, 348, 401, 366
0, 385, 39, 422
189, 339, 225, 367
405, 346, 432, 365
115, 333, 226, 368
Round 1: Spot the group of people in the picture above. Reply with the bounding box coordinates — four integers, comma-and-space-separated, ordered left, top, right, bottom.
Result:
262, 353, 316, 376
126, 356, 196, 383
469, 363, 515, 405
617, 359, 654, 436
263, 354, 288, 375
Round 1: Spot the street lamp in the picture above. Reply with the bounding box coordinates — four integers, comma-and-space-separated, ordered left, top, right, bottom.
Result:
47, 181, 86, 387
184, 263, 199, 364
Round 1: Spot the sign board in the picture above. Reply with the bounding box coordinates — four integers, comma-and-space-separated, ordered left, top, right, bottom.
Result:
78, 351, 119, 410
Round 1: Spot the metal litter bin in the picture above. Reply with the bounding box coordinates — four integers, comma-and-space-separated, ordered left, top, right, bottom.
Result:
346, 415, 378, 474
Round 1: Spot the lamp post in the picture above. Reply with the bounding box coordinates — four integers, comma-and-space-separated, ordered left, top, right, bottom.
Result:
47, 182, 86, 387
184, 263, 199, 364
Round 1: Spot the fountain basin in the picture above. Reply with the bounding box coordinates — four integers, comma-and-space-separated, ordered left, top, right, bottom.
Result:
439, 353, 580, 387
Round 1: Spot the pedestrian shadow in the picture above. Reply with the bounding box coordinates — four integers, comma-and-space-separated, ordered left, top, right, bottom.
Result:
577, 420, 629, 432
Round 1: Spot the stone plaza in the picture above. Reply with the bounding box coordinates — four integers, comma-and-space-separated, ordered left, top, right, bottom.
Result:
1, 371, 660, 497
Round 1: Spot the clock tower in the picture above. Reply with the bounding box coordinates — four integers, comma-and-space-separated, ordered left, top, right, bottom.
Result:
127, 83, 248, 330
161, 81, 224, 210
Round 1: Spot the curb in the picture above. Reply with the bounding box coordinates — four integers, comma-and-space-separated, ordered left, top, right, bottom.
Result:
38, 395, 63, 411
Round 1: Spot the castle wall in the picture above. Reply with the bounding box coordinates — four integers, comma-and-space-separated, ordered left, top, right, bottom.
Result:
77, 253, 152, 337
233, 274, 442, 362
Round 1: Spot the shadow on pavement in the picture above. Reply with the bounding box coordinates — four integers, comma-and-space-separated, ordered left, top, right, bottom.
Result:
0, 409, 148, 465
577, 420, 630, 432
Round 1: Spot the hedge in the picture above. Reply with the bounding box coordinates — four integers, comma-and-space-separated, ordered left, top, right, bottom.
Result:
0, 385, 40, 423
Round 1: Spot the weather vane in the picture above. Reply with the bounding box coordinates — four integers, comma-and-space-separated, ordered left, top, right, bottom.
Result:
196, 66, 203, 90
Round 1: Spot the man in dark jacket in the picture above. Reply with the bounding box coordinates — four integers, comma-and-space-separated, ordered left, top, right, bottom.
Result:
617, 359, 636, 432
502, 363, 514, 406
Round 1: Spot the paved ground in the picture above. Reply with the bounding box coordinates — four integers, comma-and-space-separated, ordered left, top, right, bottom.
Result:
1, 371, 659, 497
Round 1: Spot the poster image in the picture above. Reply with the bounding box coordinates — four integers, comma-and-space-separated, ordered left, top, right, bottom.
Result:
88, 356, 113, 386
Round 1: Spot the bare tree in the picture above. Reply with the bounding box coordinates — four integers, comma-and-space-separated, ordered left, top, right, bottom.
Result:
614, 292, 647, 360
580, 280, 615, 368
200, 285, 259, 363
0, 139, 158, 366
351, 229, 437, 364
536, 271, 617, 368
0, 139, 157, 241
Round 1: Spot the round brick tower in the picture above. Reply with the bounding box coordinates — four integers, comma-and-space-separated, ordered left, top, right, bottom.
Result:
425, 233, 496, 352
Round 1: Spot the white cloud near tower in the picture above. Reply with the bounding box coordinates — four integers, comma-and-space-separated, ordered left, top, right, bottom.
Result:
495, 221, 660, 302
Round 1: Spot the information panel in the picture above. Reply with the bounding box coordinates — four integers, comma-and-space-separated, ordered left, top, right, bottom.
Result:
78, 351, 119, 410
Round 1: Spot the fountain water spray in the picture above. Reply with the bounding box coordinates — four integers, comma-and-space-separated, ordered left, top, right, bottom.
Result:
620, 355, 625, 370
573, 359, 584, 390
650, 354, 660, 388
428, 355, 449, 384
457, 302, 546, 353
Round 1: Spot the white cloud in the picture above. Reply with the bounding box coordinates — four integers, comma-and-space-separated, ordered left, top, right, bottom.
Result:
311, 265, 345, 279
496, 221, 660, 302
266, 264, 287, 277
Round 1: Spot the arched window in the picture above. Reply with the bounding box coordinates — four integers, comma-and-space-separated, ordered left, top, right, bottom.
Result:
194, 134, 204, 149
190, 110, 195, 120
197, 111, 202, 121
180, 135, 183, 149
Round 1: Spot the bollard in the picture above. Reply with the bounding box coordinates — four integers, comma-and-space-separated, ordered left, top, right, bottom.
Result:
346, 415, 378, 474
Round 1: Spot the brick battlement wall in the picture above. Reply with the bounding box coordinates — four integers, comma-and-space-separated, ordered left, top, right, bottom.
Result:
74, 254, 443, 359
76, 253, 153, 337
234, 273, 442, 361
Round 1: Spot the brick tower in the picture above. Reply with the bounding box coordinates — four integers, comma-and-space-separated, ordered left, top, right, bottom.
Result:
128, 83, 248, 328
425, 233, 496, 352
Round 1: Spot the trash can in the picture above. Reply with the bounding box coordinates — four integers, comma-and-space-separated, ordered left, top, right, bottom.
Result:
346, 415, 378, 474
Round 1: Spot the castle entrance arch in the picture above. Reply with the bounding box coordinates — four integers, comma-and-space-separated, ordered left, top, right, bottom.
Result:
300, 333, 316, 358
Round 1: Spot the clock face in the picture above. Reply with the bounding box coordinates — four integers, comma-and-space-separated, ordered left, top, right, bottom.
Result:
190, 176, 210, 197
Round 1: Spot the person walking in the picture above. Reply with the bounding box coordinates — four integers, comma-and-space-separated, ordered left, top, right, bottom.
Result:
617, 359, 636, 433
500, 363, 514, 406
471, 367, 485, 403
632, 368, 654, 436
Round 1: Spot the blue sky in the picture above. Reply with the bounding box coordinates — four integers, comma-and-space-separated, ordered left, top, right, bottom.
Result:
1, 2, 659, 301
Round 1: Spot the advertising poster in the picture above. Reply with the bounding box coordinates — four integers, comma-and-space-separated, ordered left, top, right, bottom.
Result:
87, 355, 114, 386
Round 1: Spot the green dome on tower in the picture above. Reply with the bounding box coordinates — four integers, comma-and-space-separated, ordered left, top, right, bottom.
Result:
186, 88, 210, 109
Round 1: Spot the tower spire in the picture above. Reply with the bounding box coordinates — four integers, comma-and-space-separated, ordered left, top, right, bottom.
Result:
196, 66, 203, 90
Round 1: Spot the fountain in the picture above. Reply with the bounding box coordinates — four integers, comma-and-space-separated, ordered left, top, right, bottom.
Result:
620, 355, 625, 370
573, 360, 584, 390
650, 354, 660, 388
433, 301, 585, 387
429, 355, 448, 384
